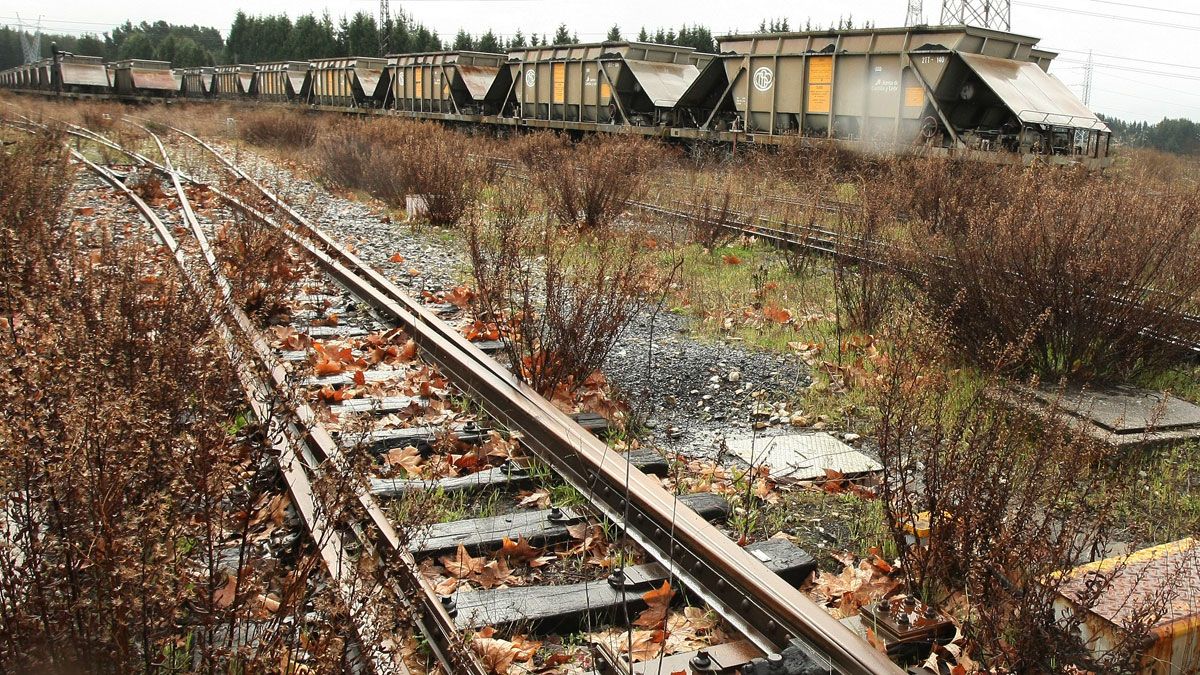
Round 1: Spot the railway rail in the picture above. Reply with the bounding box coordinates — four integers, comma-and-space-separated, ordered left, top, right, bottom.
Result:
4, 112, 904, 674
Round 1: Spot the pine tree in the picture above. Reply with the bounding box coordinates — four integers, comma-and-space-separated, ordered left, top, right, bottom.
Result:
606, 25, 622, 41
553, 24, 572, 45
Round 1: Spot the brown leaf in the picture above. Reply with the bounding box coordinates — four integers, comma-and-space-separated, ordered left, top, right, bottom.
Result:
634, 580, 674, 628
496, 536, 541, 563
389, 252, 405, 263
385, 446, 423, 476
441, 544, 484, 579
213, 573, 237, 609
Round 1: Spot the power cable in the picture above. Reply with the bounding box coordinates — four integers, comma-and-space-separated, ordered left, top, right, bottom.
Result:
1079, 0, 1200, 18
1014, 2, 1200, 31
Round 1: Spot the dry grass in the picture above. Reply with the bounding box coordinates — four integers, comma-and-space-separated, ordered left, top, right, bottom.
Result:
0, 127, 371, 674
315, 117, 482, 225
521, 133, 661, 229
892, 160, 1200, 381
237, 108, 320, 149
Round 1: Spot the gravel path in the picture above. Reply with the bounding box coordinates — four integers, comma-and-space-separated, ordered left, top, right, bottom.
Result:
204, 145, 814, 455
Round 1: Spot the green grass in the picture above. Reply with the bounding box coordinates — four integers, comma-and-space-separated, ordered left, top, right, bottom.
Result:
1113, 441, 1200, 545
664, 241, 840, 353
762, 490, 894, 571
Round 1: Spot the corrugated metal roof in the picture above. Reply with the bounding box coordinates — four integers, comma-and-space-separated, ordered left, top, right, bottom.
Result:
623, 60, 701, 108
959, 52, 1109, 132
457, 64, 500, 100
131, 69, 178, 91
60, 63, 109, 88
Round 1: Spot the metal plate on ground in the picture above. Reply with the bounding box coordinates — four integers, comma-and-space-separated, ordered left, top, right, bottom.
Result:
1033, 385, 1200, 434
725, 432, 881, 480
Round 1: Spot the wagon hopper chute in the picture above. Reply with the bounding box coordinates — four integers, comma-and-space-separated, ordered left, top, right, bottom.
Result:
212, 64, 256, 100
679, 25, 1110, 166
506, 41, 711, 128
307, 57, 389, 108
179, 67, 215, 99
47, 55, 110, 94
111, 59, 176, 98
389, 51, 511, 117
254, 61, 310, 102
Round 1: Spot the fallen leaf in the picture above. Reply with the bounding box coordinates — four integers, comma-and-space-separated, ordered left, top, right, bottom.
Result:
722, 254, 742, 265
635, 581, 674, 628
441, 544, 485, 579
389, 252, 405, 263
385, 446, 423, 476
496, 536, 541, 563
213, 573, 237, 609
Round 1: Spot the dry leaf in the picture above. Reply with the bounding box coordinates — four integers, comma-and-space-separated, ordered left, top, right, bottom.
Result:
635, 581, 674, 628
441, 544, 484, 579
213, 573, 237, 609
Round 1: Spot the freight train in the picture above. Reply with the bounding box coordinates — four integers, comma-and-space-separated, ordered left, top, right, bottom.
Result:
0, 24, 1113, 167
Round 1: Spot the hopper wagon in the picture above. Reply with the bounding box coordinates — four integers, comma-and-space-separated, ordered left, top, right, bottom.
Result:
389, 51, 512, 117
253, 61, 310, 102
179, 67, 215, 99
307, 57, 389, 108
51, 55, 111, 95
212, 64, 256, 100
672, 26, 1110, 165
504, 41, 712, 128
111, 60, 176, 99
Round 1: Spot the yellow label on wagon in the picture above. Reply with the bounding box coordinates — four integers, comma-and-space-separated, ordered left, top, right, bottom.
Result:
807, 56, 834, 113
904, 85, 925, 108
808, 84, 832, 113
808, 56, 833, 84
552, 63, 566, 103
414, 69, 423, 98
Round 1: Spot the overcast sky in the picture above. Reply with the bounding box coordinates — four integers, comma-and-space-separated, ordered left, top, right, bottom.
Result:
4, 0, 1199, 122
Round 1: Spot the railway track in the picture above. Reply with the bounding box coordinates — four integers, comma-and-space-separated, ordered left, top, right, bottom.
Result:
6, 114, 903, 674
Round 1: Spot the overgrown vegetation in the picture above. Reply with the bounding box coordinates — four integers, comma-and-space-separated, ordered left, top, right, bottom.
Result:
0, 132, 355, 672
870, 316, 1166, 673
520, 133, 660, 229
465, 179, 658, 396
236, 108, 320, 149
316, 117, 481, 225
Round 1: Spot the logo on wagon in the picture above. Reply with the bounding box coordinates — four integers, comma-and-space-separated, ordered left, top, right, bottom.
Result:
753, 67, 774, 92
525, 69, 536, 88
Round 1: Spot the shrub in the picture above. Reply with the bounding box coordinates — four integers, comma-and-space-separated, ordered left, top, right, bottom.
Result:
464, 180, 657, 395
896, 161, 1200, 381
237, 109, 320, 148
213, 204, 302, 320
870, 316, 1159, 672
523, 134, 660, 229
315, 118, 480, 225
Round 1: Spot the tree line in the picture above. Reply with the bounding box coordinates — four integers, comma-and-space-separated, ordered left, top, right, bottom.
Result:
0, 22, 223, 69
1100, 115, 1200, 155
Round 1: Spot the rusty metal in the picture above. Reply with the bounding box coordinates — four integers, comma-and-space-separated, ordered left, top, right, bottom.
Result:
860, 596, 956, 662
1056, 538, 1200, 674
111, 59, 175, 96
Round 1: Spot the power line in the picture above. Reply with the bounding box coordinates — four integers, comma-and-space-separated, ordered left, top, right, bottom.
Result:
1057, 58, 1200, 82
1047, 47, 1200, 73
1080, 0, 1200, 19
1014, 2, 1200, 31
